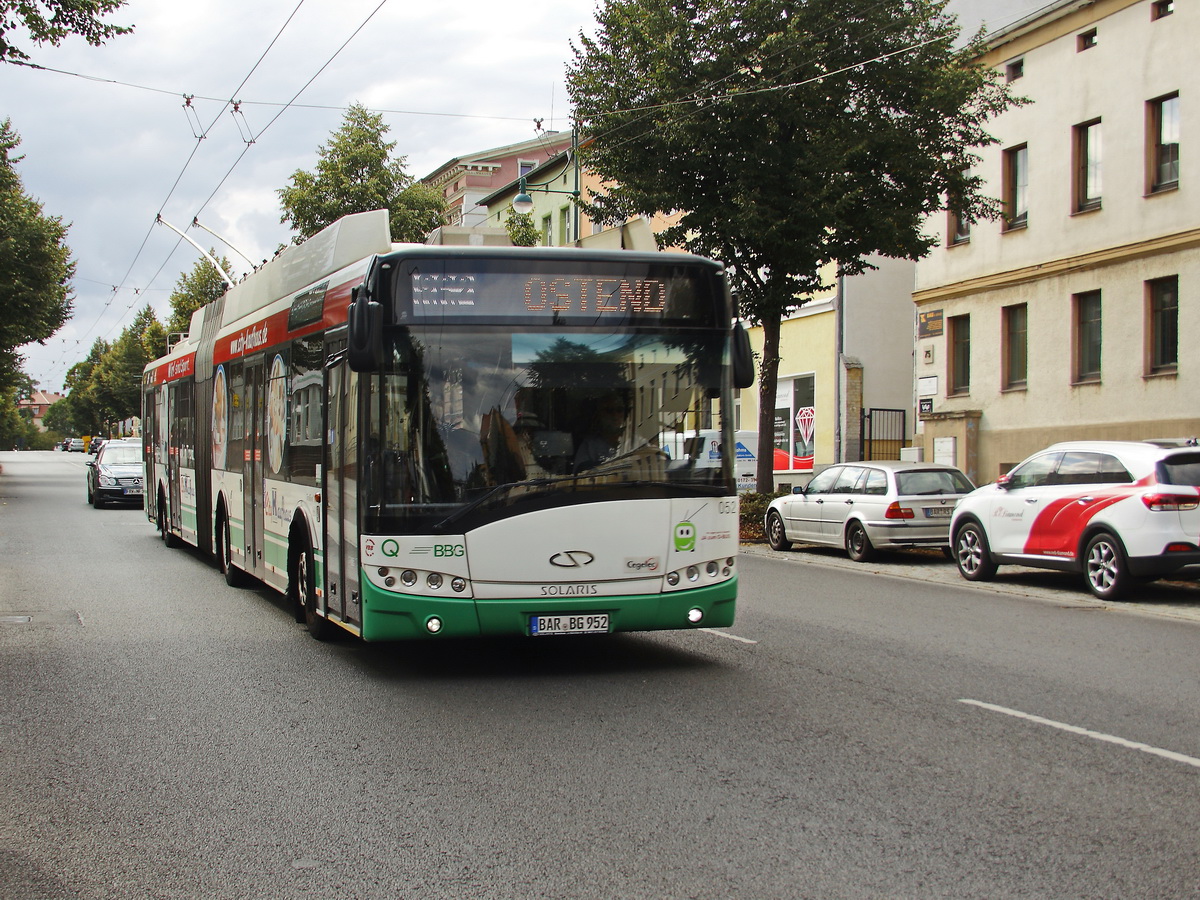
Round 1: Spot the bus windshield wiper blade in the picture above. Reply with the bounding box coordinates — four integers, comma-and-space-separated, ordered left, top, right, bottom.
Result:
434, 478, 558, 530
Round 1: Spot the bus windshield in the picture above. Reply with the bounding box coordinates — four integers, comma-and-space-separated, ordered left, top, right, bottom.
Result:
361, 325, 733, 533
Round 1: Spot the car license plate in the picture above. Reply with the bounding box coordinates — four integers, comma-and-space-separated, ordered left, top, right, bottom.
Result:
124, 487, 144, 495
530, 613, 609, 636
924, 506, 952, 518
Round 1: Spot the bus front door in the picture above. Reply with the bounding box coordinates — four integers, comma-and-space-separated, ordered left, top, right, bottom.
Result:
166, 384, 181, 532
243, 356, 265, 579
323, 355, 361, 628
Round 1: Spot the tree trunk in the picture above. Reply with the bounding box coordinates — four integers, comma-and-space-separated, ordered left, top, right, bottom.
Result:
754, 309, 783, 494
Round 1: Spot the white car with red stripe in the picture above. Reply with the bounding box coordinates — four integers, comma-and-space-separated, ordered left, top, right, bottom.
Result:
950, 440, 1200, 599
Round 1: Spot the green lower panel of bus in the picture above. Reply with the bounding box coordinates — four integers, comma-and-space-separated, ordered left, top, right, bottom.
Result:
359, 577, 737, 641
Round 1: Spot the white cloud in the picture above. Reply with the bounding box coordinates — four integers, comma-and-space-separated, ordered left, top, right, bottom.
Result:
9, 0, 595, 390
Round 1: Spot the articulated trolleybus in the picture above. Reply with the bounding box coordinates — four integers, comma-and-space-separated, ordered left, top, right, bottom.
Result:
144, 210, 755, 641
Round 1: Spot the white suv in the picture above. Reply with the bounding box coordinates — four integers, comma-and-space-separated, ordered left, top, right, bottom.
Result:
950, 440, 1200, 599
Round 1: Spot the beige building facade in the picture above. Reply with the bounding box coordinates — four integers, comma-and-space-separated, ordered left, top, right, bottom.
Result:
914, 0, 1197, 485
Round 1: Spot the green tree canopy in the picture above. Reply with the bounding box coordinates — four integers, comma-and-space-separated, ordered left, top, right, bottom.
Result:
278, 103, 446, 244
0, 0, 132, 61
567, 0, 1020, 490
166, 250, 232, 338
0, 119, 74, 393
505, 210, 541, 247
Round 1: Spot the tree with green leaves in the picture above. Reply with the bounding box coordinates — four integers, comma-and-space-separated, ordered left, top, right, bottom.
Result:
0, 0, 132, 61
91, 305, 158, 423
278, 103, 446, 244
567, 0, 1020, 490
62, 339, 110, 435
165, 250, 232, 339
505, 210, 541, 247
0, 119, 74, 393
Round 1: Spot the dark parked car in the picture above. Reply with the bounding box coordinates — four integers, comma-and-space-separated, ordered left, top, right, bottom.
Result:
86, 440, 145, 508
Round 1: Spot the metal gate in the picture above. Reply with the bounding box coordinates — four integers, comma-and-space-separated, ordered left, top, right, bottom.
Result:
860, 408, 907, 460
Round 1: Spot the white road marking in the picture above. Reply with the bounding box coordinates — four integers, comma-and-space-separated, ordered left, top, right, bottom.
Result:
959, 699, 1200, 770
700, 628, 758, 644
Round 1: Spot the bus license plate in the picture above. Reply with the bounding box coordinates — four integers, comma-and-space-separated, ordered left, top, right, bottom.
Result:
924, 506, 952, 518
530, 614, 609, 636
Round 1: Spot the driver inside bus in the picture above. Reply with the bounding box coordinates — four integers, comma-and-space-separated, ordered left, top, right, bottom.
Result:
574, 392, 630, 472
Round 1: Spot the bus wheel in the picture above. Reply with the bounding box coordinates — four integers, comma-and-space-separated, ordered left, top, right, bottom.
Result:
294, 538, 331, 641
217, 513, 246, 588
157, 492, 178, 548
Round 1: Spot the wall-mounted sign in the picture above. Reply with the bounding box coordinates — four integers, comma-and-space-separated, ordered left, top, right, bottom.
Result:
919, 398, 933, 415
918, 309, 943, 338
918, 375, 938, 397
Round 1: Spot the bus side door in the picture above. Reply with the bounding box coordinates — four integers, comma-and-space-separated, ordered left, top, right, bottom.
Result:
323, 349, 362, 628
243, 356, 265, 578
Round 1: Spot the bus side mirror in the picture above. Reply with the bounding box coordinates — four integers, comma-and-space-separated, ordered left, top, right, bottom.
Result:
732, 321, 755, 389
347, 291, 383, 372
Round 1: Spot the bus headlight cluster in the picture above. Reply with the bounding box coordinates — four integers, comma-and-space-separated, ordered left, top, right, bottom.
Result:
372, 566, 470, 596
663, 556, 735, 591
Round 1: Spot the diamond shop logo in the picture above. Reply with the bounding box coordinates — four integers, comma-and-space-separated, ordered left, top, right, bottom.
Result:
549, 550, 595, 568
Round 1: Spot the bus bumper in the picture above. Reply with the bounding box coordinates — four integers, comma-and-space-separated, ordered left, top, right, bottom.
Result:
359, 577, 737, 641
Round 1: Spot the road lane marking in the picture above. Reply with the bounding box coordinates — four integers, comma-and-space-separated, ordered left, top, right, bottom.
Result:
699, 628, 758, 644
959, 699, 1200, 770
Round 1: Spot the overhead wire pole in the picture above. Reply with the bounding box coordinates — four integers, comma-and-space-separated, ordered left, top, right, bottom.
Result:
191, 217, 257, 269
153, 215, 235, 287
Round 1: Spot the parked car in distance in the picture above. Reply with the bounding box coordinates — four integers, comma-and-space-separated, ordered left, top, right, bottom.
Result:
950, 440, 1200, 600
765, 460, 976, 561
85, 439, 145, 508
88, 437, 104, 454
68, 438, 85, 452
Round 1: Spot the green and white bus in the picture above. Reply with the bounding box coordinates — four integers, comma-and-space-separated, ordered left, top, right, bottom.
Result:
143, 210, 754, 641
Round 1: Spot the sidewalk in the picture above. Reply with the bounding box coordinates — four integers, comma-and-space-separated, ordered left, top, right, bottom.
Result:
739, 541, 1200, 625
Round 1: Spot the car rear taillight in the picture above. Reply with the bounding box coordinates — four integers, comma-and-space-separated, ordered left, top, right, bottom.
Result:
885, 501, 915, 519
1165, 542, 1198, 553
1141, 493, 1200, 511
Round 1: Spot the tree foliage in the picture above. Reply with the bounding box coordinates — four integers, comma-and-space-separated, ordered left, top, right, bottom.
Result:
0, 0, 133, 61
278, 103, 446, 244
166, 250, 232, 339
0, 119, 74, 393
567, 0, 1021, 489
505, 210, 541, 247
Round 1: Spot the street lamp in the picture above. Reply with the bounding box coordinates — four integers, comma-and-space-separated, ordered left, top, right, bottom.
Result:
509, 127, 583, 244
511, 174, 579, 215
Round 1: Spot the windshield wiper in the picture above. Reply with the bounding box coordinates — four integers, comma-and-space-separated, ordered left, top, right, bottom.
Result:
433, 478, 559, 530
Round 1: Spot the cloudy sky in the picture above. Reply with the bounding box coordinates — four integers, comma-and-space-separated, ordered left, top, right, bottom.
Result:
6, 0, 1041, 393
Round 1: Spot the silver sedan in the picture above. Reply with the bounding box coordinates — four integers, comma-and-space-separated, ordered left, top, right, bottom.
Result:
765, 461, 975, 561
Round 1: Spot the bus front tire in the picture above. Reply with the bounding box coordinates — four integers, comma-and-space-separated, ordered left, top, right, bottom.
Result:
217, 513, 246, 588
158, 494, 179, 548
293, 538, 331, 641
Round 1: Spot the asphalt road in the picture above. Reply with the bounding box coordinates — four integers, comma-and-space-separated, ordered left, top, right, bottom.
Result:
2, 450, 1198, 899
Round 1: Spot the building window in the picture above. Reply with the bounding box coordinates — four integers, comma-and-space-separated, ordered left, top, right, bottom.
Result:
1005, 58, 1024, 82
518, 160, 537, 177
1003, 144, 1029, 230
1153, 1, 1173, 19
1073, 120, 1102, 212
1148, 276, 1179, 373
558, 206, 570, 245
541, 215, 552, 246
1002, 304, 1028, 389
947, 171, 971, 245
1149, 93, 1180, 192
773, 374, 815, 472
949, 315, 970, 395
1077, 29, 1097, 51
1074, 291, 1102, 382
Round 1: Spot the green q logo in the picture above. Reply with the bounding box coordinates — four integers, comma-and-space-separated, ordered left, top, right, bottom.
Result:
381, 539, 400, 558
674, 521, 696, 552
